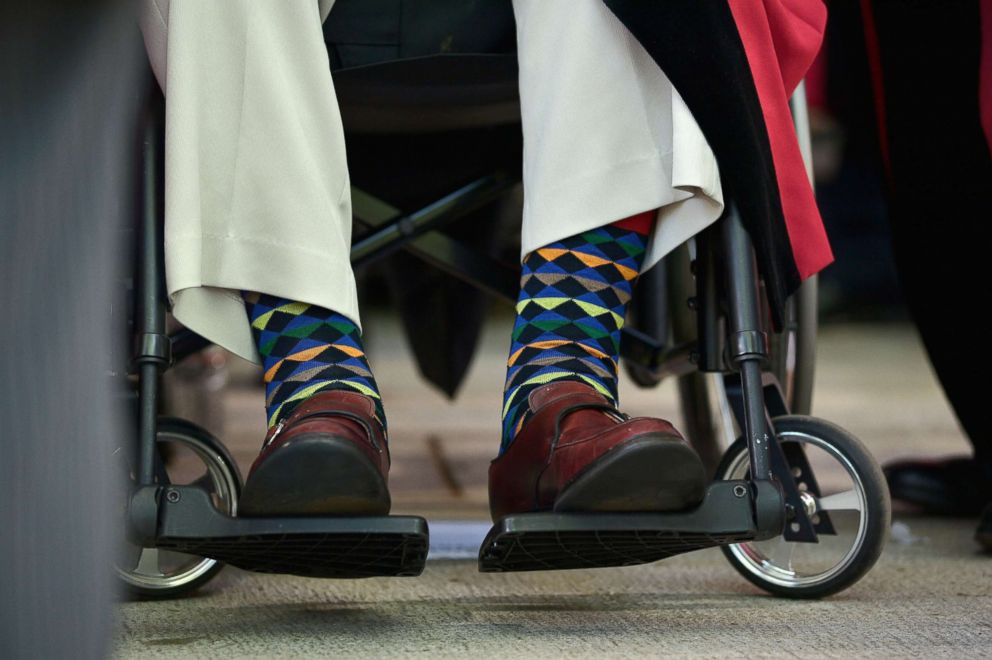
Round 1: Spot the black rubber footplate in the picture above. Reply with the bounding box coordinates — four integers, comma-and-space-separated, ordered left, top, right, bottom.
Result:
157, 529, 427, 578
479, 481, 757, 573
155, 486, 428, 578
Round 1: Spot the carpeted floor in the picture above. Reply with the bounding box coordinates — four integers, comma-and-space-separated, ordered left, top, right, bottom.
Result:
115, 321, 990, 658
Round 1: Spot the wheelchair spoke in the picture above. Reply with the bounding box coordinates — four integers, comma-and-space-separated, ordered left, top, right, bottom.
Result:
766, 537, 796, 573
119, 541, 142, 573
818, 489, 862, 513
133, 547, 166, 577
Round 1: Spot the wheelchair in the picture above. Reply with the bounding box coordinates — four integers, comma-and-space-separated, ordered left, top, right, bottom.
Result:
117, 8, 890, 601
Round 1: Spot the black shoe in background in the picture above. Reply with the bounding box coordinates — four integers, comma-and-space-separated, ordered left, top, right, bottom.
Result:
884, 456, 992, 517
976, 504, 992, 553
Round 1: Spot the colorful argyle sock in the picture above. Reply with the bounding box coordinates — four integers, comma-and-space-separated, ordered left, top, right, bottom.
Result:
500, 213, 653, 453
242, 292, 385, 431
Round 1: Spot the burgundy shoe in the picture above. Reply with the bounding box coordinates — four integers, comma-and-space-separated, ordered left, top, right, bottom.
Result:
239, 390, 391, 517
488, 381, 706, 521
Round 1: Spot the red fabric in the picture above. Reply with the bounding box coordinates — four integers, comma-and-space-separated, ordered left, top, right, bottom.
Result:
611, 209, 655, 236
981, 0, 992, 153
859, 0, 892, 182
804, 44, 828, 111
727, 0, 834, 280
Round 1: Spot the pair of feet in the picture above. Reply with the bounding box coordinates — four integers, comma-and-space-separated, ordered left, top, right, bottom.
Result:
238, 380, 708, 521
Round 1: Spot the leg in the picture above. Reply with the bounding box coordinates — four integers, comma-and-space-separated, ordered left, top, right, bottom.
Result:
139, 0, 357, 359
510, 0, 724, 271
867, 0, 992, 526
140, 0, 390, 517
500, 213, 655, 452
489, 0, 723, 519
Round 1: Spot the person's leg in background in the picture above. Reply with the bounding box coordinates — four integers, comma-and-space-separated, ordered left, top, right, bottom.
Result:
865, 0, 992, 547
139, 0, 391, 517
489, 0, 726, 519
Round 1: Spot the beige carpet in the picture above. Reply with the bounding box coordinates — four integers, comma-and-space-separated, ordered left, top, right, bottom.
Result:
116, 321, 990, 658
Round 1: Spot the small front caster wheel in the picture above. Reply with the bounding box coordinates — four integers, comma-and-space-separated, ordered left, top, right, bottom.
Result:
116, 418, 242, 598
716, 415, 891, 599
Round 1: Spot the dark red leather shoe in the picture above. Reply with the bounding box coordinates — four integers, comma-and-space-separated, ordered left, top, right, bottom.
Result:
239, 390, 391, 517
488, 381, 706, 521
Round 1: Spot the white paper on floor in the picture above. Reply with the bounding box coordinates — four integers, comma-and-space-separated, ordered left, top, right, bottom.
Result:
427, 520, 493, 560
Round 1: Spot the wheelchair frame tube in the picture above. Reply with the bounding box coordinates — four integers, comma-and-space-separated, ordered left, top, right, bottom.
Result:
719, 205, 773, 482
350, 173, 515, 270
135, 101, 169, 488
694, 225, 724, 374
788, 81, 818, 416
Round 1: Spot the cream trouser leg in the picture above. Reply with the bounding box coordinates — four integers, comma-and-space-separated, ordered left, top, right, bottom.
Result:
140, 0, 722, 364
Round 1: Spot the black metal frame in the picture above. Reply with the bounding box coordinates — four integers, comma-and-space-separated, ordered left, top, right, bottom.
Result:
127, 88, 826, 560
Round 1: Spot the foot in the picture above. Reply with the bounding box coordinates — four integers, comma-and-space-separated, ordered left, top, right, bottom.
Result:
488, 381, 707, 521
883, 456, 992, 516
239, 390, 391, 517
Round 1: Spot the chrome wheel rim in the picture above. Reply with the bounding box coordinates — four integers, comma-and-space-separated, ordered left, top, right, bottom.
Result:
117, 428, 238, 592
724, 430, 869, 589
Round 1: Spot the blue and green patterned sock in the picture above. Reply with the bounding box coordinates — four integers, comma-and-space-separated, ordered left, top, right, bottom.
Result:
500, 214, 653, 453
242, 292, 386, 431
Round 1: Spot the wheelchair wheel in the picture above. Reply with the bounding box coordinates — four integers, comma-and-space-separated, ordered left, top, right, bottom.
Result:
116, 417, 241, 599
716, 415, 890, 599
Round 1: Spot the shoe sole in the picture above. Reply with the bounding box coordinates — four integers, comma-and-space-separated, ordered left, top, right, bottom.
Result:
553, 434, 706, 513
239, 434, 391, 517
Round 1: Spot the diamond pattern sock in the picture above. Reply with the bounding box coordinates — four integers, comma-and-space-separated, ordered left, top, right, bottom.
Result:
500, 212, 654, 454
242, 292, 385, 431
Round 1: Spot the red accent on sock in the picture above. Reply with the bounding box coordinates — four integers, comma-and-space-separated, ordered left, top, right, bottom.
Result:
610, 210, 656, 236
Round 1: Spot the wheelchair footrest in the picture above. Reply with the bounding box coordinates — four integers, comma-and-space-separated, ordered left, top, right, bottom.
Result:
154, 486, 428, 578
478, 481, 757, 573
